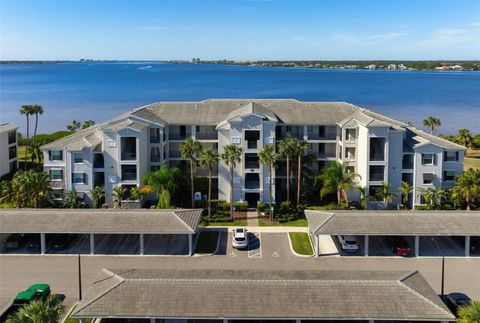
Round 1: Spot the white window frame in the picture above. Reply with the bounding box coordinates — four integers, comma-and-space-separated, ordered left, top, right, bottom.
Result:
50, 168, 63, 181
443, 171, 456, 182
51, 188, 64, 200
72, 172, 86, 184
422, 173, 434, 185
73, 152, 84, 164
421, 154, 435, 166
50, 150, 63, 161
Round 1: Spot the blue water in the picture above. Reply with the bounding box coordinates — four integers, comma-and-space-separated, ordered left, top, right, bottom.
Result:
1, 62, 479, 134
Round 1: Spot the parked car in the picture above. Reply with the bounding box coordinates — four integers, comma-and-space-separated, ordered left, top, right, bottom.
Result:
446, 293, 471, 316
23, 235, 40, 251
4, 234, 25, 250
0, 284, 51, 321
337, 235, 359, 253
385, 236, 411, 256
232, 228, 248, 249
50, 234, 77, 251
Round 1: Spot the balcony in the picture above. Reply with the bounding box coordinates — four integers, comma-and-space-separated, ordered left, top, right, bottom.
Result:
169, 125, 191, 141
150, 128, 161, 143
317, 151, 337, 159
402, 155, 414, 169
196, 167, 218, 177
169, 151, 182, 158
8, 146, 16, 160
308, 132, 336, 140
120, 137, 137, 161
369, 137, 385, 162
245, 130, 260, 150
276, 126, 303, 140
121, 165, 137, 181
93, 154, 104, 168
345, 129, 357, 143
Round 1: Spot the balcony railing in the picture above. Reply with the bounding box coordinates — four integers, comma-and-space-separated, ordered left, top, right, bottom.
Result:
246, 141, 258, 149
196, 132, 217, 140
402, 161, 413, 169
196, 167, 218, 177
121, 152, 137, 161
169, 133, 189, 140
150, 136, 161, 144
169, 151, 182, 158
316, 152, 336, 159
308, 133, 336, 140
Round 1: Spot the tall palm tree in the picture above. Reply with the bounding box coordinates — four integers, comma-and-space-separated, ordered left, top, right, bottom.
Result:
418, 187, 447, 210
90, 185, 105, 208
259, 144, 279, 221
316, 161, 359, 208
5, 295, 64, 323
375, 181, 396, 209
357, 186, 369, 210
143, 165, 180, 208
221, 144, 243, 219
67, 120, 81, 133
422, 116, 441, 134
26, 171, 51, 208
293, 140, 309, 205
278, 134, 296, 204
457, 300, 480, 323
399, 181, 414, 209
82, 119, 96, 129
180, 137, 203, 208
19, 105, 34, 170
451, 169, 480, 210
30, 104, 44, 142
200, 148, 219, 218
456, 128, 473, 148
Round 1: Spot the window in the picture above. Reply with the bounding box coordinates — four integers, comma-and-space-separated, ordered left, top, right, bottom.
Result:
369, 165, 384, 181
73, 152, 83, 163
8, 146, 16, 160
443, 171, 455, 181
50, 150, 63, 161
50, 169, 63, 181
421, 154, 436, 165
8, 130, 16, 145
444, 151, 459, 162
423, 173, 434, 185
231, 137, 241, 144
72, 173, 86, 184
51, 189, 64, 200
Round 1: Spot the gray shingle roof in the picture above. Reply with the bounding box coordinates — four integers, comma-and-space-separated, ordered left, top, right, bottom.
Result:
0, 209, 202, 234
73, 268, 454, 321
305, 210, 480, 235
406, 127, 466, 150
0, 123, 18, 133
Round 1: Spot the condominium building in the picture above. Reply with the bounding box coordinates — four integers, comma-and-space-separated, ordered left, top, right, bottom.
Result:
41, 99, 465, 207
0, 123, 19, 180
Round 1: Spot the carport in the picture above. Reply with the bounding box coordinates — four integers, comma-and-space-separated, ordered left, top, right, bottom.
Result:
305, 210, 480, 257
0, 209, 202, 256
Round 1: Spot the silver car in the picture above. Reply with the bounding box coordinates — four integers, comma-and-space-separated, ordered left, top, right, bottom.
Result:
232, 228, 248, 249
337, 235, 359, 252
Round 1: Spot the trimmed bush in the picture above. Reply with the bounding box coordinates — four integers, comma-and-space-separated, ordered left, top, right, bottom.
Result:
233, 201, 248, 211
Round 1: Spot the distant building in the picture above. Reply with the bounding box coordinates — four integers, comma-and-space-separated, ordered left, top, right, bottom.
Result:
0, 123, 19, 179
398, 64, 407, 70
365, 64, 376, 69
387, 64, 397, 70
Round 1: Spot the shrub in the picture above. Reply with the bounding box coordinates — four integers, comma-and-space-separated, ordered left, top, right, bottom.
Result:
233, 201, 248, 211
157, 190, 171, 209
257, 203, 268, 213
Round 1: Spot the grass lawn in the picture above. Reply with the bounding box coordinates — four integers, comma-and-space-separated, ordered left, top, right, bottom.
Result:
201, 219, 248, 227
288, 232, 313, 256
465, 157, 480, 171
63, 304, 92, 323
259, 218, 308, 227
195, 231, 220, 254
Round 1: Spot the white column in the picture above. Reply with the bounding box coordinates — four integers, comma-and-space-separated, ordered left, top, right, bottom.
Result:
89, 233, 95, 255
189, 234, 193, 256
139, 234, 145, 255
296, 320, 302, 323
415, 235, 420, 257
223, 319, 228, 323
465, 236, 471, 257
315, 234, 320, 257
150, 318, 155, 323
40, 233, 46, 254
364, 235, 369, 257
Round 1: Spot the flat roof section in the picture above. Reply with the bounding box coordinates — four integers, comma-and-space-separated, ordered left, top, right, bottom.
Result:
0, 209, 202, 234
305, 210, 480, 236
72, 268, 454, 321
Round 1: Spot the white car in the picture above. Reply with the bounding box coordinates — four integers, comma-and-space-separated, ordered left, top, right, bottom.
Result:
337, 235, 359, 252
232, 228, 248, 249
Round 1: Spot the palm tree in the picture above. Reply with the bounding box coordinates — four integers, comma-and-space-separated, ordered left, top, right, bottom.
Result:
357, 186, 369, 210
82, 120, 95, 129
457, 300, 480, 323
422, 116, 441, 134
456, 128, 473, 148
180, 137, 203, 208
6, 295, 64, 323
293, 140, 309, 205
19, 105, 34, 170
221, 144, 243, 219
375, 181, 396, 209
64, 189, 79, 208
199, 148, 219, 219
399, 181, 414, 209
316, 161, 359, 208
259, 144, 279, 221
418, 187, 447, 210
27, 171, 51, 208
67, 120, 81, 133
112, 185, 125, 208
30, 104, 44, 142
90, 185, 105, 208
451, 169, 480, 210
278, 134, 296, 204
143, 165, 180, 208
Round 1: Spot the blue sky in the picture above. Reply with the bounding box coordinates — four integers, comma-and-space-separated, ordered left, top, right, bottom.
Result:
1, 0, 479, 60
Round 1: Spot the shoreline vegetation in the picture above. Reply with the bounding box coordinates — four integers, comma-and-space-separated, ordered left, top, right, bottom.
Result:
1, 59, 479, 71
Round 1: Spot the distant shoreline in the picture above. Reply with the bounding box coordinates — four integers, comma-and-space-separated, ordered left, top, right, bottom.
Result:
1, 59, 479, 71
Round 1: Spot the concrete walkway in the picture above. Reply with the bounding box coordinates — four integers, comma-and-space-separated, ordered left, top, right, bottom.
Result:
201, 226, 309, 233
246, 211, 259, 226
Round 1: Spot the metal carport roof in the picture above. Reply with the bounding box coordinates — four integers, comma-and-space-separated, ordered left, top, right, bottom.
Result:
0, 209, 202, 234
305, 210, 480, 236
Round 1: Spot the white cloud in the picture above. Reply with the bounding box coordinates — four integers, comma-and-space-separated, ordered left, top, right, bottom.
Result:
332, 32, 408, 45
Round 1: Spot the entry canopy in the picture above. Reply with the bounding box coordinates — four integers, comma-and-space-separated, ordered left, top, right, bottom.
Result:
0, 209, 202, 234
72, 268, 454, 321
305, 210, 480, 236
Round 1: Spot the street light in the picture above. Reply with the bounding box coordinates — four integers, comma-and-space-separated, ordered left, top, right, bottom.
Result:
431, 237, 445, 300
